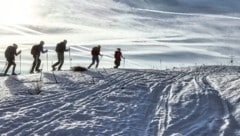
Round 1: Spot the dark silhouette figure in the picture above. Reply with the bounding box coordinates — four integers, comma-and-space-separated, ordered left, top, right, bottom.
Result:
52, 40, 69, 71
114, 48, 124, 69
4, 44, 21, 75
30, 41, 48, 73
88, 45, 102, 69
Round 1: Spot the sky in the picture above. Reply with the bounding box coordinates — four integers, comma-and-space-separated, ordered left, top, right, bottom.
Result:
0, 0, 240, 71
0, 0, 239, 44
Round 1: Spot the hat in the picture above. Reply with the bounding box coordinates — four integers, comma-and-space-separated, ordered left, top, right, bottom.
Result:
13, 44, 18, 48
40, 41, 44, 45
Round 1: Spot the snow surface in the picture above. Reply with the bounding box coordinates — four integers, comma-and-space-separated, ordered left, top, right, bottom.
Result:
0, 66, 239, 135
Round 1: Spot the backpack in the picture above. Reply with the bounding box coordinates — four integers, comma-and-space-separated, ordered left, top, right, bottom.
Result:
115, 51, 122, 60
5, 46, 15, 58
55, 42, 65, 53
91, 47, 99, 56
31, 45, 39, 55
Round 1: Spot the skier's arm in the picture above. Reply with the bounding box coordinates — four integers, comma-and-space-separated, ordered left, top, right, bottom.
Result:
98, 51, 103, 57
65, 47, 70, 51
39, 46, 47, 53
16, 50, 21, 56
42, 49, 48, 53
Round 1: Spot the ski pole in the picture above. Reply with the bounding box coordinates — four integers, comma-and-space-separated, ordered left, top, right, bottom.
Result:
19, 54, 22, 74
52, 70, 58, 83
51, 58, 58, 83
40, 64, 44, 81
69, 47, 72, 68
160, 59, 162, 70
46, 52, 48, 71
100, 54, 103, 61
1, 62, 7, 74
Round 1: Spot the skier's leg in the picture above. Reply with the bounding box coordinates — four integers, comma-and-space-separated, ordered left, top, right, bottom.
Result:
4, 60, 11, 75
58, 54, 64, 70
88, 56, 95, 69
52, 53, 60, 70
35, 57, 42, 72
11, 61, 16, 75
115, 60, 120, 69
95, 56, 99, 68
30, 56, 37, 73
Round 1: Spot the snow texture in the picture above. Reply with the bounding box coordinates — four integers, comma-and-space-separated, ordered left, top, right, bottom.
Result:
0, 66, 239, 135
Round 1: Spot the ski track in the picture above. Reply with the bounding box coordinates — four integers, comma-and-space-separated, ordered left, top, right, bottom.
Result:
0, 67, 239, 135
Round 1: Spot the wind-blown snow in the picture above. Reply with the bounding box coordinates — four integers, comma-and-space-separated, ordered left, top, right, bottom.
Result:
0, 66, 239, 135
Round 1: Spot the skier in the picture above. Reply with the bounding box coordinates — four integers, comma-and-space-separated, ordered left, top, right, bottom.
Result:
52, 40, 69, 71
30, 41, 48, 73
114, 48, 124, 69
88, 45, 103, 69
3, 44, 21, 75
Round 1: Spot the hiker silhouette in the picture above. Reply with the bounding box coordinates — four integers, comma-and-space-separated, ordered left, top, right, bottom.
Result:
88, 45, 103, 69
4, 44, 21, 75
114, 48, 124, 69
30, 41, 48, 73
52, 40, 69, 71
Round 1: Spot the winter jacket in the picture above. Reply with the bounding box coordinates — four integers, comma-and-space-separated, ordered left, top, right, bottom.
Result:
91, 47, 100, 56
56, 42, 67, 53
31, 44, 43, 56
114, 51, 122, 61
5, 46, 16, 59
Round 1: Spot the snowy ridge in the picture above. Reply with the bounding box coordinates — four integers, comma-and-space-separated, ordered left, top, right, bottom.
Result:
0, 66, 239, 135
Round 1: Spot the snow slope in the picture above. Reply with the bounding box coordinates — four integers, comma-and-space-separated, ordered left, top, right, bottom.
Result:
0, 66, 239, 135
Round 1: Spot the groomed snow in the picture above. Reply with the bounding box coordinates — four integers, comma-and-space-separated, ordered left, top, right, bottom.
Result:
0, 66, 239, 135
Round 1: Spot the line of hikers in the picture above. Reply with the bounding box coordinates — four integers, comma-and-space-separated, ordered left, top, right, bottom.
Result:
3, 40, 125, 75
